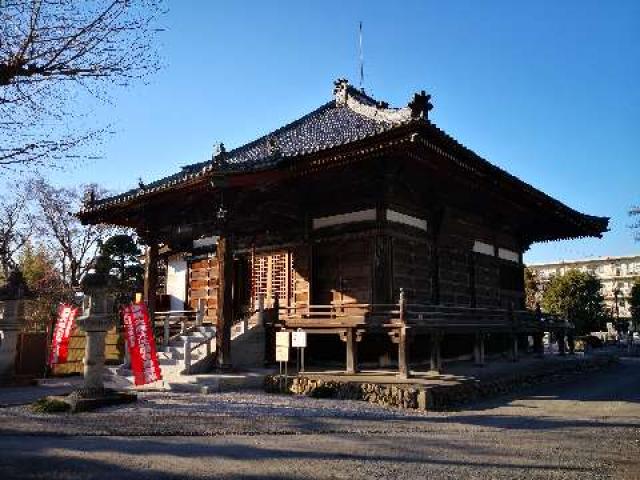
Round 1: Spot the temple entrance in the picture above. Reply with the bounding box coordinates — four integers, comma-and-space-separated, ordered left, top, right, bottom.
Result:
166, 255, 187, 311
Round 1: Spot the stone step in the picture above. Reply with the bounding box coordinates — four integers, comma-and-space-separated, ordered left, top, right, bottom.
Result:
165, 370, 272, 393
177, 335, 214, 344
167, 382, 209, 394
162, 350, 207, 361
110, 319, 261, 386
197, 326, 216, 334
158, 358, 179, 367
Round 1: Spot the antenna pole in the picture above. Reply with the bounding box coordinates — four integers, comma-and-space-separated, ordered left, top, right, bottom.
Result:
359, 21, 364, 92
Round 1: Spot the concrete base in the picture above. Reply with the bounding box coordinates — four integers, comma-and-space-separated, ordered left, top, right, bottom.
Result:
230, 324, 265, 368
271, 354, 618, 411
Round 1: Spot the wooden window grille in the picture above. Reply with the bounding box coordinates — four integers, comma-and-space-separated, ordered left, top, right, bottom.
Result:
251, 251, 292, 308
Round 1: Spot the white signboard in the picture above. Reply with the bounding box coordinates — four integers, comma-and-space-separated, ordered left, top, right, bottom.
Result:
276, 331, 290, 347
275, 331, 290, 362
276, 346, 289, 362
292, 331, 307, 348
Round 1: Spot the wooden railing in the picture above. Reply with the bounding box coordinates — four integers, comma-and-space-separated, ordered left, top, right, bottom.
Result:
277, 297, 570, 333
154, 301, 264, 372
154, 299, 207, 350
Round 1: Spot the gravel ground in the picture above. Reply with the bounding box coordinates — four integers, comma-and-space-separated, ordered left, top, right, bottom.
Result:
0, 359, 639, 479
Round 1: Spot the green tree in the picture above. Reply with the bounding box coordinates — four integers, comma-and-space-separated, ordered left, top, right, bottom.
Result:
18, 241, 60, 291
18, 241, 68, 333
100, 234, 143, 296
630, 279, 640, 331
541, 269, 606, 335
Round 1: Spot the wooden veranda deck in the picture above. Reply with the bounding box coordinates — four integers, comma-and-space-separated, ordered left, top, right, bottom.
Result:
273, 291, 572, 378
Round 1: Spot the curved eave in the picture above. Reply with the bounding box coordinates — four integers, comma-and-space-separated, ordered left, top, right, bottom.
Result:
412, 123, 610, 241
79, 116, 609, 243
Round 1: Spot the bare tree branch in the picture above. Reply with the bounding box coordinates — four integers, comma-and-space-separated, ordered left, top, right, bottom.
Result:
0, 0, 164, 169
29, 176, 115, 286
0, 185, 32, 280
631, 205, 640, 242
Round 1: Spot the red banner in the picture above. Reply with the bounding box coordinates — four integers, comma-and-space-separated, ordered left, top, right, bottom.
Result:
49, 304, 78, 366
122, 302, 162, 385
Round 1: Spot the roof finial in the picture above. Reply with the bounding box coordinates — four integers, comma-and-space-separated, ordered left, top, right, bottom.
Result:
82, 185, 96, 207
408, 90, 434, 120
212, 142, 228, 166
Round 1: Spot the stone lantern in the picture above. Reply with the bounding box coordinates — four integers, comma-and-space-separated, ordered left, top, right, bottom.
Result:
76, 282, 115, 392
0, 271, 28, 384
66, 263, 136, 411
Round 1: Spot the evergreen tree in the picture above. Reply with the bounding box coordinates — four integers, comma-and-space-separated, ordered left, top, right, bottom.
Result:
541, 269, 606, 335
100, 234, 144, 297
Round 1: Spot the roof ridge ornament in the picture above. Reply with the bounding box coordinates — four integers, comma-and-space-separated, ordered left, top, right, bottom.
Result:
266, 135, 281, 157
408, 90, 433, 120
82, 186, 97, 208
212, 142, 228, 167
333, 78, 350, 106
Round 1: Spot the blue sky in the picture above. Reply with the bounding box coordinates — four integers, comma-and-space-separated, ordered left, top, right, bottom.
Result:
41, 0, 639, 264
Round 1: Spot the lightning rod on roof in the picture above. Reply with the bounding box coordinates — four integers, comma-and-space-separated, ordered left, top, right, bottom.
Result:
358, 21, 365, 93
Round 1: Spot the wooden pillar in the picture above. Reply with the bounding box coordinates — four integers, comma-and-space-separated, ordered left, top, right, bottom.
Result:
345, 328, 358, 375
533, 333, 544, 357
216, 235, 233, 370
511, 334, 519, 362
507, 302, 518, 362
397, 289, 410, 379
474, 332, 485, 366
429, 332, 442, 373
397, 325, 410, 379
558, 329, 566, 356
143, 242, 159, 319
533, 304, 544, 357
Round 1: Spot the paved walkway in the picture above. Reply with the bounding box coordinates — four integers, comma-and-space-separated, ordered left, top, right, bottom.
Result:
0, 358, 638, 479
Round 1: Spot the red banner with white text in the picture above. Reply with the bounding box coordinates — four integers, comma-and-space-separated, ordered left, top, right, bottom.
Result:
122, 302, 162, 385
48, 304, 78, 366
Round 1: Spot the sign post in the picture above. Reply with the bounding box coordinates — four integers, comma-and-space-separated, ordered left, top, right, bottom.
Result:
275, 330, 290, 392
122, 302, 162, 386
291, 329, 307, 373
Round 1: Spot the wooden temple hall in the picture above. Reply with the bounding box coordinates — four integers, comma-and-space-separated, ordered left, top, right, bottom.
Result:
79, 79, 608, 377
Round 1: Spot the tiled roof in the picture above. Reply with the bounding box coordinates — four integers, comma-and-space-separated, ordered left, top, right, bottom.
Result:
87, 79, 425, 210
79, 79, 608, 241
185, 101, 397, 173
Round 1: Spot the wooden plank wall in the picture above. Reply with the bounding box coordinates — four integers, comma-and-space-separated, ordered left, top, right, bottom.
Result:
436, 208, 521, 308
338, 238, 372, 304
437, 247, 472, 305
474, 253, 501, 307
312, 238, 373, 305
391, 236, 432, 303
188, 256, 219, 322
291, 246, 311, 309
